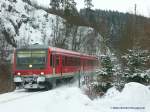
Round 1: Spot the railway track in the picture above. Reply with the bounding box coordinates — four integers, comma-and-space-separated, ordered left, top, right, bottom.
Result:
0, 78, 78, 105
0, 89, 43, 104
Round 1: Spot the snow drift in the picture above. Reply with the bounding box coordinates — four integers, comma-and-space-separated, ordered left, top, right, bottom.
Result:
0, 82, 150, 112
94, 82, 150, 112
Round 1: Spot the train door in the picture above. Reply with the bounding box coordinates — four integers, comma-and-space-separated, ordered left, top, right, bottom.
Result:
54, 54, 61, 75
51, 53, 61, 75
50, 53, 55, 75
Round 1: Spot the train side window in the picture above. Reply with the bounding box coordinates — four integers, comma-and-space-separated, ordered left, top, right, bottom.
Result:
67, 57, 71, 66
74, 58, 77, 66
75, 57, 80, 66
67, 56, 71, 66
72, 57, 74, 66
62, 56, 65, 66
78, 58, 80, 66
50, 54, 53, 67
65, 56, 67, 66
56, 55, 59, 66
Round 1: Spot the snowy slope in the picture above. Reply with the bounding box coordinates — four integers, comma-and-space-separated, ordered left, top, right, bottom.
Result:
0, 82, 150, 112
0, 0, 54, 46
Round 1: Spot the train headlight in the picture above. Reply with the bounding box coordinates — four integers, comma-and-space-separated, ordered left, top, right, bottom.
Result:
29, 64, 32, 68
17, 72, 21, 75
40, 72, 44, 75
37, 76, 45, 82
14, 76, 22, 82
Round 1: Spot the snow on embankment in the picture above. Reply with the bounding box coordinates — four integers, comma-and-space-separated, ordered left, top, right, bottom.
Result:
0, 87, 97, 112
117, 82, 150, 105
0, 83, 150, 112
94, 82, 150, 112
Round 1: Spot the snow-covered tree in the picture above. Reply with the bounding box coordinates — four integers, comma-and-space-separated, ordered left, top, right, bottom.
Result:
84, 0, 93, 9
93, 55, 114, 94
122, 49, 150, 84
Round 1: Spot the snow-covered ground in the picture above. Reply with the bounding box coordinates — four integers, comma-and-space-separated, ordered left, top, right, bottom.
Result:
0, 82, 150, 112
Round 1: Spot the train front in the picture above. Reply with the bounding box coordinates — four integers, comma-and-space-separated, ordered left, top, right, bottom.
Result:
13, 48, 48, 89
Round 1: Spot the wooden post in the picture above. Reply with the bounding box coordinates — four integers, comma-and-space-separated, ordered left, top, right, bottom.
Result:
78, 70, 81, 88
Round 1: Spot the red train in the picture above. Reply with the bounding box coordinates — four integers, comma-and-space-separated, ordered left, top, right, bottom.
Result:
13, 45, 99, 89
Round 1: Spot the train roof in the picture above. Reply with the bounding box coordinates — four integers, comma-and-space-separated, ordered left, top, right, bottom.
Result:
16, 44, 97, 59
16, 44, 48, 50
50, 47, 97, 59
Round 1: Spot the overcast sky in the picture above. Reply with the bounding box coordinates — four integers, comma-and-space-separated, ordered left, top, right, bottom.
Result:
35, 0, 150, 17
75, 0, 150, 17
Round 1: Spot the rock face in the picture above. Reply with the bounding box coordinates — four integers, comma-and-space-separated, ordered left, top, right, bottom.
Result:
0, 0, 53, 47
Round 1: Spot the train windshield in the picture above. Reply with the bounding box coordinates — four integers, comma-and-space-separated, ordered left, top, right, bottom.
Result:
16, 50, 47, 70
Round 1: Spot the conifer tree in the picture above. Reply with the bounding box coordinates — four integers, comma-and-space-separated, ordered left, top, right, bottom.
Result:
84, 0, 93, 9
122, 49, 149, 84
94, 55, 114, 94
